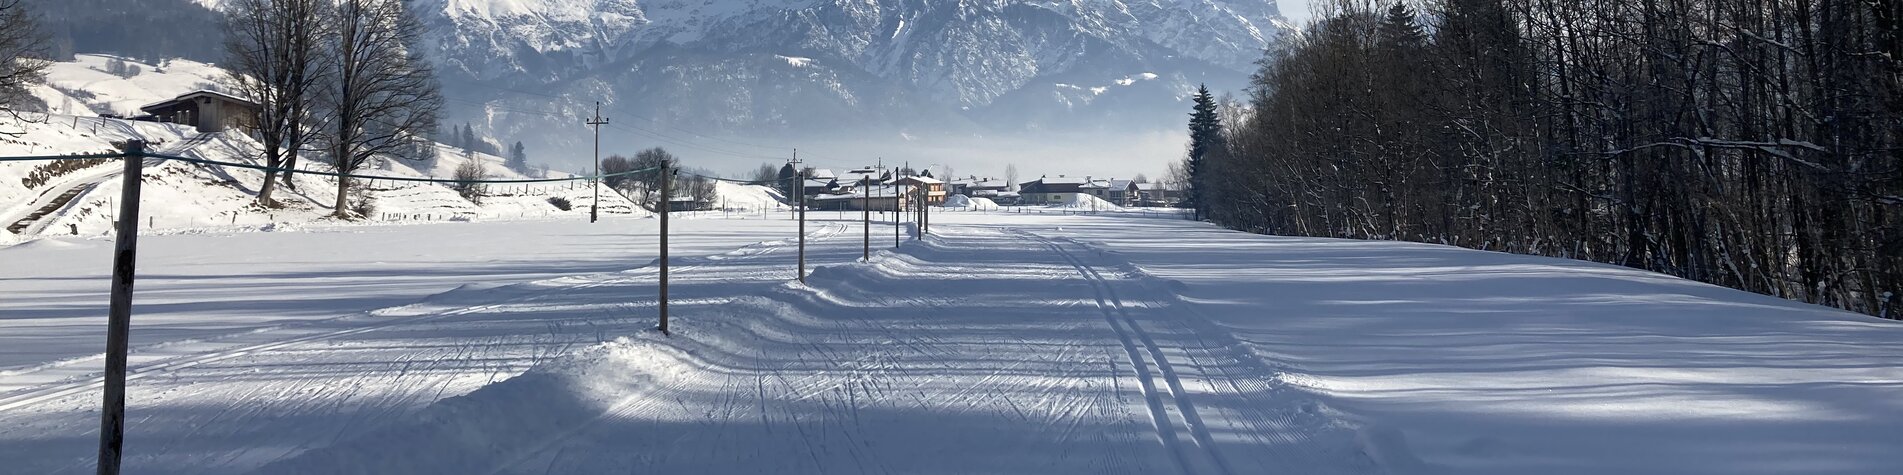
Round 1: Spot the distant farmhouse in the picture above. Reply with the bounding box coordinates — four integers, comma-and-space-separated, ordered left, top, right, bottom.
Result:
1133, 182, 1177, 207
949, 177, 1017, 205
1018, 176, 1091, 205
136, 90, 260, 133
1019, 175, 1176, 207
894, 175, 947, 205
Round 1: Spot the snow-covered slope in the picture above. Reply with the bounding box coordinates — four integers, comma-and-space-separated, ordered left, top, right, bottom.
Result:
36, 54, 230, 116
1, 56, 643, 244
709, 179, 786, 210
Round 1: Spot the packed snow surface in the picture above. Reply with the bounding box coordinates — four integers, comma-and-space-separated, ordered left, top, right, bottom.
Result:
1, 213, 1900, 474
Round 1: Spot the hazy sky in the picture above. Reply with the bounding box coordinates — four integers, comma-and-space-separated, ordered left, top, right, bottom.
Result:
1281, 0, 1314, 25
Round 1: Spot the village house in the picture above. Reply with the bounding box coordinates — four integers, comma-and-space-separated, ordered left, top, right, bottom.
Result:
1018, 176, 1095, 205
894, 174, 948, 206
962, 178, 1012, 197
1134, 182, 1178, 207
808, 187, 915, 211
137, 90, 260, 133
1101, 179, 1141, 206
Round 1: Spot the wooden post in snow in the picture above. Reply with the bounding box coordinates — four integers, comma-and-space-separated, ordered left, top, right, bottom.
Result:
894, 180, 901, 248
796, 169, 806, 283
96, 141, 145, 475
658, 165, 672, 335
862, 176, 871, 262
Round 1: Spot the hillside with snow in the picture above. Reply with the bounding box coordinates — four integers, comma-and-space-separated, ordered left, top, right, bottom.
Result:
0, 55, 672, 245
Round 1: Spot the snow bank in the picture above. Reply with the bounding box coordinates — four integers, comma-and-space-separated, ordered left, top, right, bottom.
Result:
1054, 193, 1121, 210
710, 180, 786, 210
942, 194, 1000, 211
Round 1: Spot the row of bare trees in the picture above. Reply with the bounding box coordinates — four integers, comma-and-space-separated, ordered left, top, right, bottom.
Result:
223, 0, 440, 217
0, 0, 49, 133
1196, 0, 1903, 317
601, 148, 719, 212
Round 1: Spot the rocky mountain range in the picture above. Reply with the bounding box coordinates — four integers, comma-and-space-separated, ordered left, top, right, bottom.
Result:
49, 0, 1290, 172
417, 0, 1290, 168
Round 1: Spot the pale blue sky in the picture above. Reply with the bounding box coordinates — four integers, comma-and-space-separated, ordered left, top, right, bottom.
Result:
1280, 0, 1314, 25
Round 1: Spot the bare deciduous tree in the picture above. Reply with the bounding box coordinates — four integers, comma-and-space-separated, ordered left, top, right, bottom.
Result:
320, 0, 441, 219
451, 159, 485, 204
0, 0, 49, 134
224, 0, 325, 206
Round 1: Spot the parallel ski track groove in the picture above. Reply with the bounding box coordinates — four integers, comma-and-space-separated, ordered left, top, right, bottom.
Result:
1035, 232, 1232, 475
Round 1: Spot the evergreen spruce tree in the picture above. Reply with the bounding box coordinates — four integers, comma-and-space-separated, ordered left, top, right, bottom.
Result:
507, 141, 528, 172
459, 123, 476, 156
777, 162, 798, 199
1184, 84, 1223, 221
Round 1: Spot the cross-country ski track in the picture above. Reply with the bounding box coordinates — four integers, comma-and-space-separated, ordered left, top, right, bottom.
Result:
3, 212, 1902, 474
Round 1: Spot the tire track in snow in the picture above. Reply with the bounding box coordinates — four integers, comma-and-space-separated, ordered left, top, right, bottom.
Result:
1034, 233, 1232, 475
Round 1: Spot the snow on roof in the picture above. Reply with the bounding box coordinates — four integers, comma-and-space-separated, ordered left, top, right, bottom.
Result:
839, 168, 885, 183
813, 187, 909, 199
1134, 182, 1169, 191
808, 169, 837, 179
898, 175, 943, 184
1036, 176, 1090, 185
139, 89, 257, 112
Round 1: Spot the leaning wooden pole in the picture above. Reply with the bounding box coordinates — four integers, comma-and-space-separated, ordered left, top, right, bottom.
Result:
97, 141, 145, 475
862, 176, 870, 261
657, 165, 671, 335
893, 181, 901, 248
796, 170, 806, 283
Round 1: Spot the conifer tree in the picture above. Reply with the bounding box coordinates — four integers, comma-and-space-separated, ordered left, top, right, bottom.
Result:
1184, 84, 1223, 221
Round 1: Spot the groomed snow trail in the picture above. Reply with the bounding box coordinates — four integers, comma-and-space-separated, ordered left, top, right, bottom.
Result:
247, 225, 1374, 474
8, 213, 1902, 474
0, 222, 853, 474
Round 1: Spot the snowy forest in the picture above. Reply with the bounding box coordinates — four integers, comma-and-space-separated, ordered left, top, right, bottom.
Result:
1183, 0, 1903, 318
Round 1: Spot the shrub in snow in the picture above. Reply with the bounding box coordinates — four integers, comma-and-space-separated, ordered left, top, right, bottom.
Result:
452, 161, 487, 204
547, 196, 572, 211
22, 157, 112, 189
349, 193, 377, 219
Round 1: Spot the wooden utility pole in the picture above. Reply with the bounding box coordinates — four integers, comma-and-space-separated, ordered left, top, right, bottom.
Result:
97, 141, 145, 475
862, 176, 871, 261
657, 164, 671, 335
793, 151, 806, 283
586, 102, 610, 223
893, 179, 901, 248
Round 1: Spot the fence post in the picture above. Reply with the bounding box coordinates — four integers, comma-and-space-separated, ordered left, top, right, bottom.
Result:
96, 141, 145, 475
797, 170, 806, 283
657, 165, 671, 335
862, 176, 870, 262
894, 182, 901, 248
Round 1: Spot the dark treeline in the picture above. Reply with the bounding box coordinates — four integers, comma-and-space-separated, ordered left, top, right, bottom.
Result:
1192, 0, 1903, 317
29, 0, 224, 63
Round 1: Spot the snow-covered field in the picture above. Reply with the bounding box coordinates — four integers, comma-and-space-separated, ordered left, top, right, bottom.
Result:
2, 210, 1900, 474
